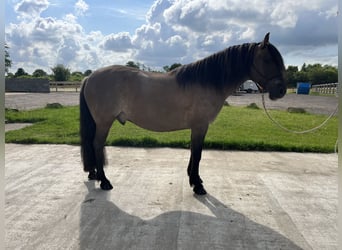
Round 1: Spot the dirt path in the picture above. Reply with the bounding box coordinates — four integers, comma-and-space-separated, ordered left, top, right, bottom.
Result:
5, 92, 338, 115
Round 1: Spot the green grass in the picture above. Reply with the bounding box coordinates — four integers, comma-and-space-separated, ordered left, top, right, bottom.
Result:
5, 105, 338, 153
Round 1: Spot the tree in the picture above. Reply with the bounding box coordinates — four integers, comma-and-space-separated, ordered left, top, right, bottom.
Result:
125, 61, 154, 71
307, 65, 325, 85
51, 64, 70, 81
126, 61, 140, 69
302, 64, 337, 84
84, 69, 92, 76
5, 44, 12, 74
300, 63, 307, 72
14, 68, 28, 78
285, 65, 298, 88
32, 69, 47, 78
163, 63, 182, 72
323, 67, 338, 83
70, 71, 83, 81
285, 63, 338, 86
294, 71, 309, 83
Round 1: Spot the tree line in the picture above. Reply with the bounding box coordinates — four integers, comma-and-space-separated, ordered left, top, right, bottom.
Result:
5, 45, 338, 85
6, 64, 93, 82
286, 63, 338, 87
5, 60, 181, 82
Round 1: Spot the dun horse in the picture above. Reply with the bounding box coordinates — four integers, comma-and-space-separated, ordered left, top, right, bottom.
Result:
80, 33, 286, 195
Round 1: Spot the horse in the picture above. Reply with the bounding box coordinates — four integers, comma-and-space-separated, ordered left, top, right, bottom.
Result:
80, 33, 286, 195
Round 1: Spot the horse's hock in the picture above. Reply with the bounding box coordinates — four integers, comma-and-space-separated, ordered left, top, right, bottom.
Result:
5, 78, 50, 93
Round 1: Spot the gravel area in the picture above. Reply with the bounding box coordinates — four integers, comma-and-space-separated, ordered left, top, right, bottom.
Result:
227, 93, 338, 115
5, 92, 80, 110
5, 91, 338, 116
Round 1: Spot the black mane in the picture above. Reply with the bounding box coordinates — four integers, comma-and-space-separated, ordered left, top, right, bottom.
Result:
174, 43, 258, 90
267, 43, 285, 71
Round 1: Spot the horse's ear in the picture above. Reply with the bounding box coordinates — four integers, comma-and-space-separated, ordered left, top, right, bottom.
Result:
260, 32, 270, 49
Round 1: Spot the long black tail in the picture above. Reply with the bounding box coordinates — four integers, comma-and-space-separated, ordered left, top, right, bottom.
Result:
80, 78, 96, 173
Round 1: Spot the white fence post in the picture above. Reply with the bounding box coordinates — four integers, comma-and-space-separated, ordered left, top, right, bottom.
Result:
311, 83, 339, 96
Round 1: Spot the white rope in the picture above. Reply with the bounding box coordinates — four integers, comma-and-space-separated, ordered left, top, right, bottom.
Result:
261, 93, 338, 134
261, 93, 339, 153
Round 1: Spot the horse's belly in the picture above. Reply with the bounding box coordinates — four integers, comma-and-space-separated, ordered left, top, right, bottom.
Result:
127, 109, 190, 132
116, 81, 224, 132
125, 99, 221, 132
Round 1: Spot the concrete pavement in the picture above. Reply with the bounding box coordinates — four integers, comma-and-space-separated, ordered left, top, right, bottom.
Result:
5, 144, 338, 249
5, 92, 339, 249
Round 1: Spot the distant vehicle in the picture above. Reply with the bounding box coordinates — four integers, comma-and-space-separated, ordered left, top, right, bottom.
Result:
240, 80, 259, 93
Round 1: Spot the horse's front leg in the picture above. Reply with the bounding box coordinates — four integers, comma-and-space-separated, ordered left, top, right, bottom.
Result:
188, 125, 208, 195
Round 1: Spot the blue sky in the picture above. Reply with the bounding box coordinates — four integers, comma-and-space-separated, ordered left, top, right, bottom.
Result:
46, 0, 153, 34
5, 0, 153, 35
5, 0, 338, 74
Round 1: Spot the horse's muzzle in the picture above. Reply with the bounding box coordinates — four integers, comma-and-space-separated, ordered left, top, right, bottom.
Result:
268, 80, 286, 100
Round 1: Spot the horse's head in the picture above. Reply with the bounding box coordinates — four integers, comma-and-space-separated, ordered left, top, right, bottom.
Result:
250, 33, 287, 100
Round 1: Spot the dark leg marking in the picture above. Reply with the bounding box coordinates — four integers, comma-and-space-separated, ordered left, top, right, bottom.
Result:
188, 125, 208, 195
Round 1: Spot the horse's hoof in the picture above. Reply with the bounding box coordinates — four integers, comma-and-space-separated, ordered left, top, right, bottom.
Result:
193, 185, 207, 195
100, 181, 113, 190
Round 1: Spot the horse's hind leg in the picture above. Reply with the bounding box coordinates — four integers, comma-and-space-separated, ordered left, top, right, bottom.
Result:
93, 123, 113, 190
187, 155, 203, 184
188, 125, 208, 195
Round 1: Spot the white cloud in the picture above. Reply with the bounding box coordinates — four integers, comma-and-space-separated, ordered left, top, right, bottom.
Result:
101, 32, 134, 52
134, 33, 189, 65
320, 5, 338, 19
270, 2, 298, 28
75, 0, 88, 16
146, 0, 172, 24
239, 27, 255, 41
5, 0, 338, 74
6, 12, 90, 73
15, 0, 49, 18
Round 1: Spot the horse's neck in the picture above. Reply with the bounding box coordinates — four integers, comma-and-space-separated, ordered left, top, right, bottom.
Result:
222, 44, 255, 96
222, 76, 249, 99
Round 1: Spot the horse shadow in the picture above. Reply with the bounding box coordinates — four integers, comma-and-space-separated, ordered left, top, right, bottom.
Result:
80, 182, 304, 250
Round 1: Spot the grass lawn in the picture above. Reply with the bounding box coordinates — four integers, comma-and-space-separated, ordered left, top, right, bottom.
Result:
5, 105, 338, 153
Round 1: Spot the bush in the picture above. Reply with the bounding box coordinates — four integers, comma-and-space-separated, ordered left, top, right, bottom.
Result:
46, 103, 64, 109
246, 103, 260, 109
51, 64, 70, 81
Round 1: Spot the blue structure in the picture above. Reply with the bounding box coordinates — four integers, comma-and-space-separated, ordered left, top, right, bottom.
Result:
296, 82, 311, 95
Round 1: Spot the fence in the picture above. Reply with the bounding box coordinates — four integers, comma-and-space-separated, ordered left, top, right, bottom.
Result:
50, 81, 82, 92
311, 83, 339, 95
